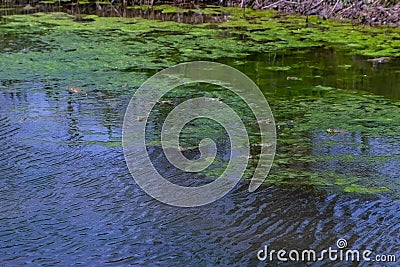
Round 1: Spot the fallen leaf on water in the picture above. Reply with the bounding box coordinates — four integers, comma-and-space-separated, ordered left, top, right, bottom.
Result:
18, 117, 27, 123
326, 128, 347, 133
69, 86, 87, 96
137, 116, 147, 122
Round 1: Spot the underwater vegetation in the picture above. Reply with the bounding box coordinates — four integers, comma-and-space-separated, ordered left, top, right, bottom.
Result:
0, 8, 399, 197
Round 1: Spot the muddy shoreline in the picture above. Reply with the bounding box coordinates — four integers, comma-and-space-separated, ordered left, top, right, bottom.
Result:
248, 0, 400, 27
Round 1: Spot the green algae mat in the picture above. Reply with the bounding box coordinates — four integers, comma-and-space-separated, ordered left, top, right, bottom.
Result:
1, 9, 399, 197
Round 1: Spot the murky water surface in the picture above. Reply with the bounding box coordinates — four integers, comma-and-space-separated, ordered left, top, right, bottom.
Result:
0, 9, 399, 266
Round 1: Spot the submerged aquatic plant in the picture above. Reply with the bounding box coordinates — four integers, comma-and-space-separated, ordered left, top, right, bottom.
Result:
1, 10, 399, 197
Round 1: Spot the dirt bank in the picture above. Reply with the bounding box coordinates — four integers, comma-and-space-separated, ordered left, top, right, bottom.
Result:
244, 0, 400, 26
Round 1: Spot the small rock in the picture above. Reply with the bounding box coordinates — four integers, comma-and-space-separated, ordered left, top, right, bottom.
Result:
18, 117, 27, 123
287, 76, 302, 81
157, 100, 173, 105
207, 97, 222, 102
69, 86, 87, 96
326, 128, 347, 133
137, 116, 147, 122
257, 118, 273, 124
23, 4, 34, 11
69, 86, 83, 94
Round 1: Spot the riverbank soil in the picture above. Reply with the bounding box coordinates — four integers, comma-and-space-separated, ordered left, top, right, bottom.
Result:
250, 0, 400, 26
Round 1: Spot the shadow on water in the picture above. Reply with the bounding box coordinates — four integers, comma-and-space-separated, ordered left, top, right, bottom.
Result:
225, 47, 400, 100
0, 10, 399, 266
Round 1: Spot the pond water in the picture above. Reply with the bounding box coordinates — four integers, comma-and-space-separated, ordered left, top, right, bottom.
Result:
0, 9, 399, 266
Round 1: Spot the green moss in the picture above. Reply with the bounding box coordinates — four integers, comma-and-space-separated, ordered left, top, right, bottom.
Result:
40, 0, 59, 4
85, 141, 122, 148
213, 8, 400, 57
0, 8, 16, 11
4, 7, 400, 57
193, 8, 222, 15
264, 66, 292, 71
334, 176, 360, 186
343, 184, 390, 194
80, 14, 99, 20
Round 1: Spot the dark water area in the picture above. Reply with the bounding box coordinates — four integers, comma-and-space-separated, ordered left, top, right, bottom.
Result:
0, 10, 399, 267
0, 3, 229, 24
225, 48, 400, 100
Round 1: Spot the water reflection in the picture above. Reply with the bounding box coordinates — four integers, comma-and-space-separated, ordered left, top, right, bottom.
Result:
0, 35, 399, 266
1, 72, 399, 266
232, 48, 400, 100
0, 3, 229, 24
